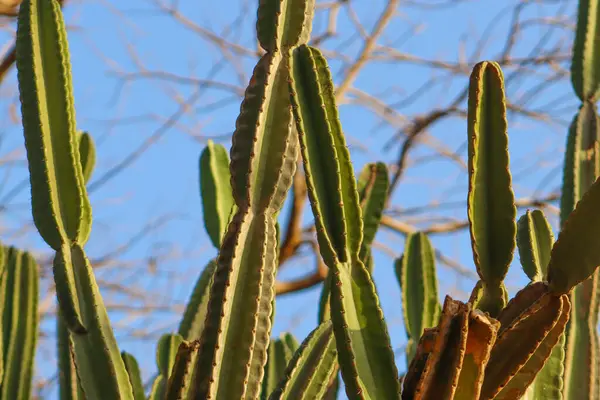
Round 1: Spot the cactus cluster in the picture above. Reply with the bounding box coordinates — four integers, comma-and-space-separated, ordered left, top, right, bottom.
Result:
1, 0, 600, 399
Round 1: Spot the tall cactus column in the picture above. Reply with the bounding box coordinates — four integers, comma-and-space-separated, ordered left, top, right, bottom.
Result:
190, 1, 314, 399
560, 1, 600, 399
466, 61, 516, 318
15, 0, 133, 398
290, 44, 401, 399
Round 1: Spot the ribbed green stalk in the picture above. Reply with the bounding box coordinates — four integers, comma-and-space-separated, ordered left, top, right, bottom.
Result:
148, 377, 165, 400
53, 244, 133, 399
178, 260, 216, 341
290, 46, 362, 266
395, 232, 440, 366
467, 61, 516, 317
78, 131, 96, 184
517, 210, 554, 282
0, 248, 38, 400
0, 245, 6, 385
517, 209, 564, 400
357, 162, 389, 269
560, 102, 600, 226
200, 141, 235, 248
16, 0, 91, 251
560, 1, 600, 396
571, 0, 600, 102
550, 150, 600, 293
121, 352, 145, 400
191, 2, 311, 398
557, 101, 600, 400
318, 161, 389, 323
57, 314, 84, 400
16, 0, 134, 397
149, 333, 184, 399
269, 321, 338, 400
56, 129, 95, 400
257, 0, 314, 52
291, 44, 400, 399
262, 333, 299, 399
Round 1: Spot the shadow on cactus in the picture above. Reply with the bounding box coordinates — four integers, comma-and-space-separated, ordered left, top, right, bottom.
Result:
7, 0, 600, 399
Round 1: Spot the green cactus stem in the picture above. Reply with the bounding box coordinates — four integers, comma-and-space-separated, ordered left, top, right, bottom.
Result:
199, 140, 235, 248
262, 333, 299, 399
467, 61, 516, 317
269, 321, 337, 400
191, 1, 311, 398
395, 232, 440, 366
0, 248, 38, 400
290, 43, 400, 399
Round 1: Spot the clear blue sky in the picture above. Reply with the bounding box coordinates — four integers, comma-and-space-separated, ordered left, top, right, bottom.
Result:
0, 0, 579, 397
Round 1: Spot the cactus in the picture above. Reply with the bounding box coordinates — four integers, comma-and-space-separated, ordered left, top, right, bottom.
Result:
357, 162, 389, 269
148, 333, 184, 400
559, 2, 600, 398
57, 314, 85, 400
517, 209, 565, 399
467, 61, 516, 317
16, 0, 133, 397
269, 321, 338, 399
395, 232, 440, 366
0, 247, 38, 399
399, 57, 600, 399
291, 44, 401, 398
164, 340, 199, 400
517, 210, 554, 283
8, 0, 600, 399
78, 131, 96, 184
261, 333, 299, 399
57, 130, 95, 400
189, 1, 313, 398
121, 352, 145, 400
199, 140, 235, 248
318, 162, 389, 322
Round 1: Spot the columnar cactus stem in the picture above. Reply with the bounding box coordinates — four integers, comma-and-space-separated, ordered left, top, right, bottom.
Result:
290, 44, 400, 399
0, 248, 38, 400
190, 1, 312, 398
467, 61, 516, 317
16, 2, 133, 396
395, 232, 440, 366
559, 2, 600, 397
